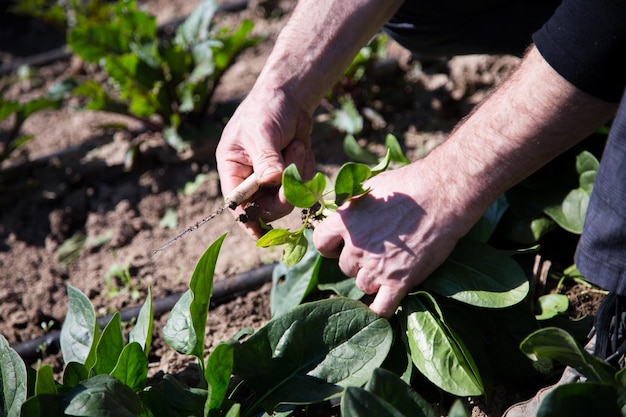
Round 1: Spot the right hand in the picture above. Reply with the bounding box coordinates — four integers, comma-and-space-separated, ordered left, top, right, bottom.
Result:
216, 88, 316, 238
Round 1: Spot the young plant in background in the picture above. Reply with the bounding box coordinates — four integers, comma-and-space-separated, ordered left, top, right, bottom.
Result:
65, 0, 260, 154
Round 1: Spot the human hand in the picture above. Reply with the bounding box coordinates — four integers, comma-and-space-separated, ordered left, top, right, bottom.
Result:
312, 164, 472, 318
216, 89, 315, 237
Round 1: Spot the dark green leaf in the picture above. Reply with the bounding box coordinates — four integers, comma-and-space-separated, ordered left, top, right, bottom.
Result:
94, 312, 125, 375
110, 342, 148, 392
62, 362, 89, 388
283, 164, 326, 208
465, 195, 509, 242
341, 387, 405, 417
61, 285, 99, 368
205, 343, 234, 413
520, 327, 615, 383
34, 365, 57, 396
334, 162, 371, 206
536, 383, 622, 417
0, 99, 20, 121
365, 368, 436, 417
233, 298, 393, 411
0, 334, 27, 417
64, 374, 149, 417
422, 238, 529, 308
163, 234, 225, 359
19, 394, 64, 417
317, 257, 363, 300
403, 292, 483, 396
69, 25, 130, 63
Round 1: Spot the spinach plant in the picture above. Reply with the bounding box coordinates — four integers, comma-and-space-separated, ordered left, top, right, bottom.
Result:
520, 327, 626, 416
66, 0, 259, 153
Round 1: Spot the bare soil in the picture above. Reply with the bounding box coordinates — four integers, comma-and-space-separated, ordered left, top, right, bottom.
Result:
0, 1, 604, 416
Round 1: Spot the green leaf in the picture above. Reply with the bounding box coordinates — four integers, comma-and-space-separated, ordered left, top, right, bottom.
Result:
205, 343, 234, 413
64, 374, 149, 417
271, 232, 322, 317
535, 294, 569, 320
404, 292, 483, 396
282, 231, 308, 266
163, 234, 225, 359
422, 238, 529, 308
19, 394, 64, 417
282, 164, 326, 208
128, 287, 153, 356
385, 134, 410, 165
520, 327, 615, 383
110, 342, 148, 392
233, 298, 393, 411
61, 285, 99, 368
69, 25, 130, 63
343, 134, 379, 165
543, 188, 589, 234
257, 228, 295, 247
364, 368, 436, 417
316, 256, 363, 300
94, 312, 125, 375
159, 208, 179, 230
536, 383, 622, 417
330, 96, 363, 135
341, 387, 405, 417
34, 365, 57, 396
466, 194, 509, 242
334, 162, 372, 206
62, 362, 89, 388
0, 334, 27, 417
0, 99, 20, 121
448, 399, 471, 417
174, 0, 219, 47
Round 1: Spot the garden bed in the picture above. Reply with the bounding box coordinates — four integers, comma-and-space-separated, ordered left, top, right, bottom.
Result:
0, 1, 605, 416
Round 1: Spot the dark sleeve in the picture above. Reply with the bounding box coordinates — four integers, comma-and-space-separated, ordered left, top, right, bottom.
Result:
532, 0, 626, 102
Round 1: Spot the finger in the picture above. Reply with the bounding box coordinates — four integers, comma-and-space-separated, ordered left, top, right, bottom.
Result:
252, 135, 286, 187
313, 213, 346, 258
368, 285, 407, 319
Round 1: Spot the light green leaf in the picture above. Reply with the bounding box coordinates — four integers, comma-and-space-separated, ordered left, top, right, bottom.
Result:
330, 96, 363, 135
535, 294, 569, 320
520, 327, 615, 383
159, 208, 179, 230
282, 230, 308, 266
61, 285, 99, 368
0, 334, 27, 417
404, 292, 483, 396
257, 228, 296, 247
385, 134, 410, 165
271, 231, 322, 317
233, 298, 393, 411
422, 238, 529, 308
128, 287, 153, 355
282, 164, 326, 208
163, 234, 225, 359
334, 162, 371, 206
343, 134, 379, 165
174, 0, 219, 47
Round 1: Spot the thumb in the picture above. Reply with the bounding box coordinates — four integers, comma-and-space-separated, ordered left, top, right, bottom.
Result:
368, 285, 407, 318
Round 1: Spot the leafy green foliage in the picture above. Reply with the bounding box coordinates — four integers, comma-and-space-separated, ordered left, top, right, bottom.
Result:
66, 0, 260, 152
520, 327, 626, 417
0, 335, 27, 417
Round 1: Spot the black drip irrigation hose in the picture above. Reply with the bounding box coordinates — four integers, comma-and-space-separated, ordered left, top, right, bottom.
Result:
0, 0, 250, 76
11, 262, 276, 365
